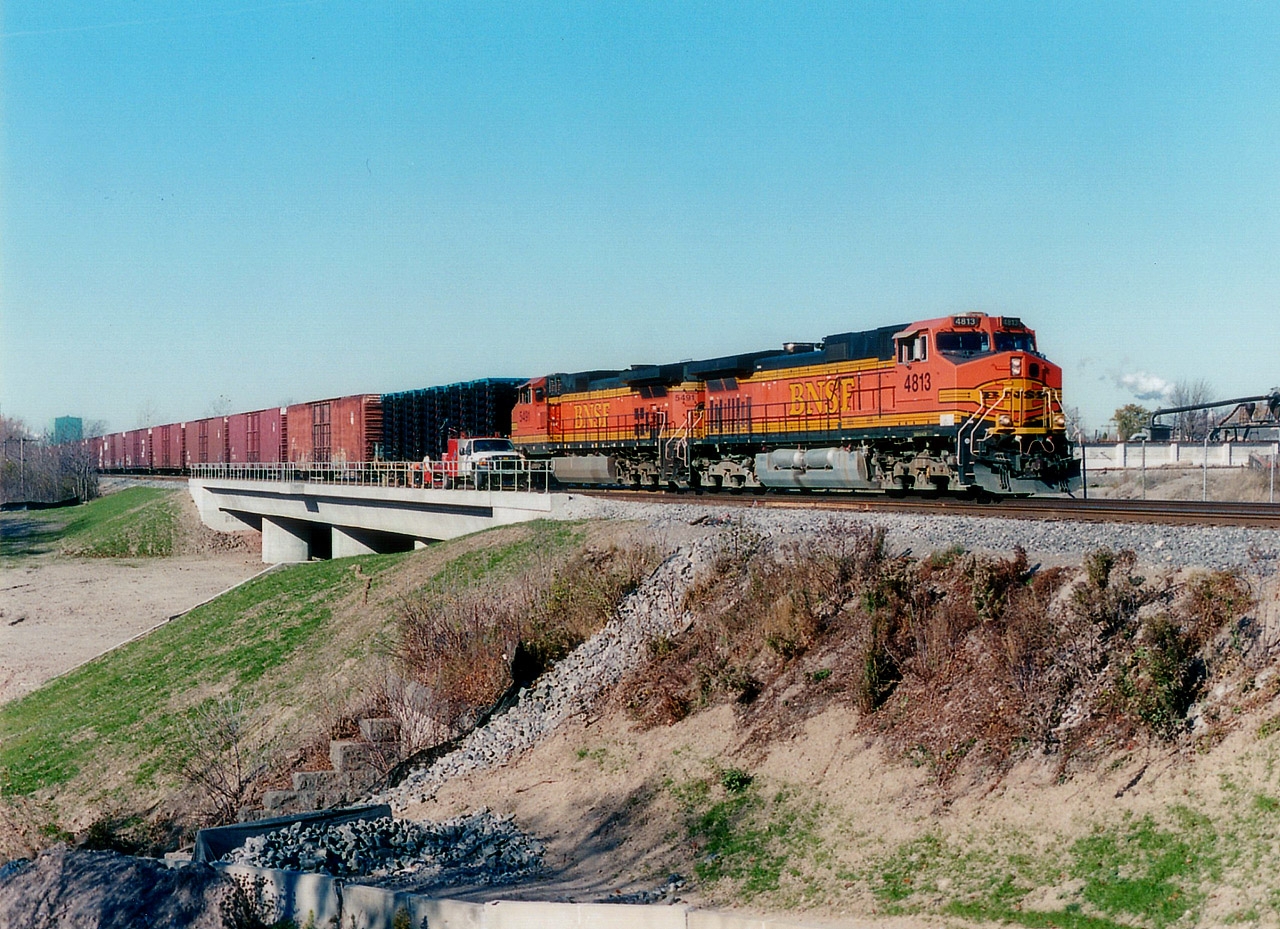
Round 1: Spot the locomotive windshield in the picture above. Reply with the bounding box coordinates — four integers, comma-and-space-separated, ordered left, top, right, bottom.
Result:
936, 331, 990, 356
994, 332, 1038, 354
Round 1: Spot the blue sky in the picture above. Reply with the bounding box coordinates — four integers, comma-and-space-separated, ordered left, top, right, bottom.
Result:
3, 1, 1277, 436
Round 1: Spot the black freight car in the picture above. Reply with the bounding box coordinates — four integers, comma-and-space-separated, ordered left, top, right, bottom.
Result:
382, 378, 524, 462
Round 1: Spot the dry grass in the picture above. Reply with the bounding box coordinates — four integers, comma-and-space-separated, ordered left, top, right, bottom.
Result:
621, 521, 1264, 785
392, 537, 664, 745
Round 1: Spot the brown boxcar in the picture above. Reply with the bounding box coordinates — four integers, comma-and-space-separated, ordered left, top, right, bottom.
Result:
151, 422, 186, 471
286, 395, 381, 464
124, 428, 151, 470
188, 416, 229, 465
94, 434, 123, 470
227, 407, 286, 464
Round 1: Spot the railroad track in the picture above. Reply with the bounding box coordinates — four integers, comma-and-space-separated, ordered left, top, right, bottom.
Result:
581, 489, 1280, 529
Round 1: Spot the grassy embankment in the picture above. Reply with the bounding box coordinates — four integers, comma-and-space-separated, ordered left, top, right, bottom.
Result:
0, 486, 184, 558
0, 516, 586, 838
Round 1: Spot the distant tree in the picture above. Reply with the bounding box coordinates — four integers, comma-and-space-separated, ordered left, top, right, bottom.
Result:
1114, 404, 1151, 442
0, 415, 99, 504
1169, 379, 1216, 441
136, 401, 161, 429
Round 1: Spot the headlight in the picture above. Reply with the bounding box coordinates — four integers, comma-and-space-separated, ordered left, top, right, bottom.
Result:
1010, 357, 1023, 376
1054, 414, 1067, 428
998, 414, 1013, 427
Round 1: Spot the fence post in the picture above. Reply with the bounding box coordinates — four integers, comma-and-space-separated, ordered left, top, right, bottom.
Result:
1078, 431, 1088, 500
1203, 436, 1209, 502
1141, 440, 1147, 499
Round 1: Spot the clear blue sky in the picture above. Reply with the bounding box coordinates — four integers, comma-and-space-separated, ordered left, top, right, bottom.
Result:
3, 1, 1277, 436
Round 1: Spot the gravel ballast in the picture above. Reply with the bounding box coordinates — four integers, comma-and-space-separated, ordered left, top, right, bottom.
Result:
220, 810, 544, 887
561, 495, 1280, 573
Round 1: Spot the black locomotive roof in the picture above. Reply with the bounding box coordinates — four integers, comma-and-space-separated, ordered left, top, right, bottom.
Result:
753, 323, 905, 372
550, 322, 908, 394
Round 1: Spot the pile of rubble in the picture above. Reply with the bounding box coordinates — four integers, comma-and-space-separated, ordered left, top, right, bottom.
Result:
219, 810, 544, 885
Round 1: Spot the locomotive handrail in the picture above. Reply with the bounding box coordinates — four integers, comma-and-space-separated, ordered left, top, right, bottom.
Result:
957, 386, 1009, 483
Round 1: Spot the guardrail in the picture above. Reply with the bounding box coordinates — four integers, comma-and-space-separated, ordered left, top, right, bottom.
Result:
190, 460, 555, 493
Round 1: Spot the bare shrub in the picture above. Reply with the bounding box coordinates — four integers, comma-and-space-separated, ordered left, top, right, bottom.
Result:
393, 539, 663, 743
631, 523, 888, 725
174, 696, 273, 825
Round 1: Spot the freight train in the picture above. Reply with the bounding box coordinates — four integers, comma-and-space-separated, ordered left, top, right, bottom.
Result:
88, 313, 1079, 495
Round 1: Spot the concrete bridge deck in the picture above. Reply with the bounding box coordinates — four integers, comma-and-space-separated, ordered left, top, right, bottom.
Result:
190, 478, 568, 563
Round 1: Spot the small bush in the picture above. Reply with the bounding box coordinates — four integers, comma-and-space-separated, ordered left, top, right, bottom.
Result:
1114, 614, 1203, 739
395, 538, 662, 739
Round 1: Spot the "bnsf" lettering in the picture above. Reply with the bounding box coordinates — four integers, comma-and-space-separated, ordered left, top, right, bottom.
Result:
573, 402, 612, 430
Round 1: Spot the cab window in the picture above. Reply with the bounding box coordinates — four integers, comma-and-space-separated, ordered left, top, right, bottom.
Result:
994, 332, 1037, 354
897, 333, 928, 363
936, 331, 990, 356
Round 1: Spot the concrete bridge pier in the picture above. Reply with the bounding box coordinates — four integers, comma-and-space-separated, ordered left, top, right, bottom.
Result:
263, 516, 312, 564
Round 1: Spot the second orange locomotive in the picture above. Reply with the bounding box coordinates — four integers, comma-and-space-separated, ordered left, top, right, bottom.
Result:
511, 313, 1079, 495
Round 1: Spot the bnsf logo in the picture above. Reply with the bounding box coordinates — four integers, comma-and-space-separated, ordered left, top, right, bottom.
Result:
786, 376, 907, 416
572, 402, 612, 430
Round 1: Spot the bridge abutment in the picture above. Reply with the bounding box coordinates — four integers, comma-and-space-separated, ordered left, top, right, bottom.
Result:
262, 516, 313, 564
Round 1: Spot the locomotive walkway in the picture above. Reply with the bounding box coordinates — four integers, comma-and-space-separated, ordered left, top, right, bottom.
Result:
188, 464, 564, 563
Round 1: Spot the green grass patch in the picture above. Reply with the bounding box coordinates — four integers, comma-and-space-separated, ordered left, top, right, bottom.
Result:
1068, 809, 1216, 926
0, 487, 184, 559
0, 513, 66, 557
674, 774, 826, 901
57, 487, 182, 557
414, 520, 583, 594
0, 551, 407, 797
863, 807, 1219, 929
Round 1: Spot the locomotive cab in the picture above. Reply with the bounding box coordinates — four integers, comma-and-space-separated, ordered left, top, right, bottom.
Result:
883, 313, 1077, 494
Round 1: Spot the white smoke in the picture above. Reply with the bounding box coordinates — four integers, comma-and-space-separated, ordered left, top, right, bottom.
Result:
1115, 371, 1175, 402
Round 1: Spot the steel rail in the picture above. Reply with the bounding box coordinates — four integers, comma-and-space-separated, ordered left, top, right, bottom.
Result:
579, 489, 1280, 529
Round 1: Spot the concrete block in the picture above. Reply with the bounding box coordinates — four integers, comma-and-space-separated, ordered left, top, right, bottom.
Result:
293, 770, 357, 792
217, 863, 341, 928
360, 717, 401, 744
485, 901, 689, 929
416, 898, 487, 929
339, 892, 485, 929
688, 911, 845, 929
260, 790, 298, 813
331, 740, 374, 772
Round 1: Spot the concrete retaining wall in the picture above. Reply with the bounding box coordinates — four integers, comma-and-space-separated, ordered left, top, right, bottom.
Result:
214, 864, 883, 929
1083, 441, 1279, 471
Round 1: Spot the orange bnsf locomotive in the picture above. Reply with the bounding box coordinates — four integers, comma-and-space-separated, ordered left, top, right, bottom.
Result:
511, 313, 1079, 495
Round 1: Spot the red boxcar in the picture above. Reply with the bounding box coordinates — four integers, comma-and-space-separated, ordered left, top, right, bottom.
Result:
286, 395, 381, 464
227, 407, 286, 464
188, 416, 229, 465
150, 422, 186, 471
124, 428, 151, 470
94, 434, 124, 470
